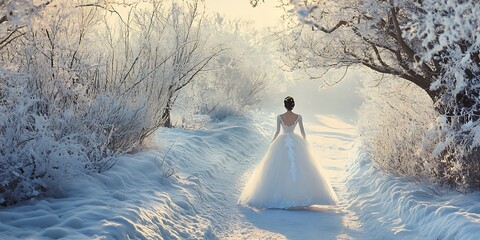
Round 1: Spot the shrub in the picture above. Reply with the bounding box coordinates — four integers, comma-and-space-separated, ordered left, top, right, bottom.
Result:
358, 76, 480, 191
0, 0, 217, 205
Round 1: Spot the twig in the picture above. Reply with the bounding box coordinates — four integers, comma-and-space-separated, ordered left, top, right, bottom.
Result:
160, 142, 176, 180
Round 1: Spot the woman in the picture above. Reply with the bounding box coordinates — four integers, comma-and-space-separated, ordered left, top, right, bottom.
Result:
238, 96, 337, 209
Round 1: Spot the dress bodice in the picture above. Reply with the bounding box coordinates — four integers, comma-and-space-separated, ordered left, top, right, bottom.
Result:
272, 114, 306, 143
278, 115, 301, 134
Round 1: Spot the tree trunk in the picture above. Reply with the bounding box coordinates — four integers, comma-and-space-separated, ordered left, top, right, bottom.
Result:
162, 100, 172, 128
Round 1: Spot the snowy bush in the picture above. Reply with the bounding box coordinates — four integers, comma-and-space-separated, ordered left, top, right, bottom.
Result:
403, 0, 480, 189
358, 74, 480, 190
0, 0, 218, 205
173, 17, 283, 127
357, 78, 438, 183
0, 72, 117, 204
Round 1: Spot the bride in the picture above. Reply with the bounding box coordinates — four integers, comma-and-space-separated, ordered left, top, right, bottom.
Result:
238, 96, 337, 209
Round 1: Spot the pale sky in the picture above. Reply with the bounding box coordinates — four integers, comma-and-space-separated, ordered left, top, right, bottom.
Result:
204, 0, 285, 29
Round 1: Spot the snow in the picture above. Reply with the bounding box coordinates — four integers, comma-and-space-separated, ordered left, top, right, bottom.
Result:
0, 111, 479, 239
347, 142, 480, 240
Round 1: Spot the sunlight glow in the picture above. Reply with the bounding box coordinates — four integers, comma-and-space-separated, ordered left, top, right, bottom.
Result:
205, 0, 284, 29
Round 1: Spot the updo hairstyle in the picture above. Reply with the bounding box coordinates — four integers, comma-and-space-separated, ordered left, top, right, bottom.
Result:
284, 96, 295, 111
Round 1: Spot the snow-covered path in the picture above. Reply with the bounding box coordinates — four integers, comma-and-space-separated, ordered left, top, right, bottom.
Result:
212, 116, 362, 239
215, 114, 366, 239
157, 113, 368, 239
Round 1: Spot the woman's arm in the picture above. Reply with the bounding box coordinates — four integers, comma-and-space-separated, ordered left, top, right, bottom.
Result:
298, 115, 306, 140
271, 115, 281, 142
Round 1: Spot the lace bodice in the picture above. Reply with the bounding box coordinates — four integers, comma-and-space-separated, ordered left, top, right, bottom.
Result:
272, 114, 306, 140
278, 115, 299, 133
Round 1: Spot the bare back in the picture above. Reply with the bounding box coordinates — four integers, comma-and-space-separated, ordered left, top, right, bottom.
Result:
280, 112, 299, 126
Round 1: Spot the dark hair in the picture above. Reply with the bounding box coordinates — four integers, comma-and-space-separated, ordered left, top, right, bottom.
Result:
284, 96, 295, 111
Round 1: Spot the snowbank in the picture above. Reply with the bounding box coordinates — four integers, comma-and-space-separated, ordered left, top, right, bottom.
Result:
347, 142, 480, 240
0, 113, 272, 239
0, 148, 213, 239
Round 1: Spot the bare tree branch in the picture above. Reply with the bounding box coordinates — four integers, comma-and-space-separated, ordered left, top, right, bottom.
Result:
308, 20, 349, 34
173, 48, 226, 93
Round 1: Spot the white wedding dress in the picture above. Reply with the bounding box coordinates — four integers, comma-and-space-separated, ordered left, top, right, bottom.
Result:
238, 114, 337, 209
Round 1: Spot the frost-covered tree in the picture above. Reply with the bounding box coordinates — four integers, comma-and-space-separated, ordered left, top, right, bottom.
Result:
0, 0, 51, 51
253, 0, 480, 189
179, 17, 274, 119
156, 1, 224, 128
0, 0, 221, 205
260, 0, 478, 102
407, 0, 480, 189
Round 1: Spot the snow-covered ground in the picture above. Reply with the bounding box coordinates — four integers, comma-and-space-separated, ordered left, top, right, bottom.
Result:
1, 111, 480, 239
348, 143, 480, 240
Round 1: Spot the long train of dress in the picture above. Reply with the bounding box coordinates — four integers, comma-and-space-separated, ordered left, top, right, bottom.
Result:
238, 115, 337, 209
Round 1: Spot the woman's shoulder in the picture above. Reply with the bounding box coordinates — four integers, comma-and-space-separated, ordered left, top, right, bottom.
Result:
278, 112, 302, 117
